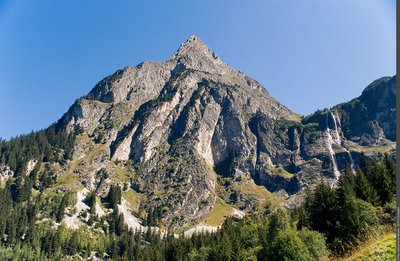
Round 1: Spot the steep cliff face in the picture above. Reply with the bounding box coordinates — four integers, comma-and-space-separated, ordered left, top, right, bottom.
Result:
336, 76, 396, 145
285, 76, 396, 193
51, 36, 396, 229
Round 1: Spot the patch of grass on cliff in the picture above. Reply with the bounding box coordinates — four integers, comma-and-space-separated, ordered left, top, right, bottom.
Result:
80, 98, 111, 108
232, 180, 282, 208
92, 100, 111, 108
359, 145, 395, 155
112, 165, 135, 181
199, 197, 234, 227
76, 133, 92, 143
291, 113, 302, 122
276, 118, 302, 130
343, 233, 395, 261
86, 145, 108, 164
55, 172, 79, 188
51, 163, 80, 189
272, 166, 294, 179
122, 189, 144, 214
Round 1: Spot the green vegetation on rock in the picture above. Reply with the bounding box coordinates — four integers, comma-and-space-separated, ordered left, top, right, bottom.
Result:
198, 197, 235, 227
272, 166, 294, 179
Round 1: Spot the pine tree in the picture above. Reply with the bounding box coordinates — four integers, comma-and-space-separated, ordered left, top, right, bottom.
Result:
302, 182, 337, 243
383, 153, 396, 195
88, 192, 97, 215
67, 231, 79, 255
384, 153, 395, 179
108, 185, 121, 212
56, 195, 68, 223
355, 168, 379, 206
147, 207, 154, 226
338, 167, 355, 196
359, 153, 371, 175
369, 163, 394, 205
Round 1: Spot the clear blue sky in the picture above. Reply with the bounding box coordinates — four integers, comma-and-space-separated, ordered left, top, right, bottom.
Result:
0, 0, 396, 139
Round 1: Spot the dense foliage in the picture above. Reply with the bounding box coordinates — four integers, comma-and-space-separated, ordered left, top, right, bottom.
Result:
297, 154, 396, 254
0, 125, 75, 176
0, 130, 395, 261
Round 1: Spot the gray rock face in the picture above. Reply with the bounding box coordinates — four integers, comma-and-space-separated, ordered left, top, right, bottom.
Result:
90, 62, 173, 104
169, 35, 232, 75
335, 76, 396, 146
61, 99, 110, 134
56, 36, 396, 227
0, 165, 13, 185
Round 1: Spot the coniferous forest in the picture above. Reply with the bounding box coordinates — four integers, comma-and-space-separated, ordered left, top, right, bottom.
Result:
0, 129, 396, 260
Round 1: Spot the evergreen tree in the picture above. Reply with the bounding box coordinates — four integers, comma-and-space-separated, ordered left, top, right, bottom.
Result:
56, 194, 68, 223
301, 182, 337, 243
267, 208, 292, 241
384, 153, 395, 180
334, 180, 378, 252
108, 185, 122, 212
87, 192, 97, 215
355, 168, 379, 206
359, 153, 371, 175
338, 168, 356, 196
67, 231, 79, 255
368, 163, 394, 205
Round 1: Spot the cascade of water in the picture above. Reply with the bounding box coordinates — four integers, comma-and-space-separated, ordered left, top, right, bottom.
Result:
330, 112, 341, 144
325, 114, 341, 180
329, 112, 356, 174
346, 151, 356, 173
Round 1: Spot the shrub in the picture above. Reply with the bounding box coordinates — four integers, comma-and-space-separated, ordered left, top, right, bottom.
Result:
266, 230, 312, 261
298, 227, 329, 260
267, 208, 293, 241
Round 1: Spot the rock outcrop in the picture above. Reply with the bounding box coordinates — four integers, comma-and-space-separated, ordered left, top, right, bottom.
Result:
0, 165, 13, 185
335, 76, 396, 146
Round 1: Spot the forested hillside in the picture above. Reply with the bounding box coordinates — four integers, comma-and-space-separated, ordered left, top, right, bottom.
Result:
0, 150, 395, 260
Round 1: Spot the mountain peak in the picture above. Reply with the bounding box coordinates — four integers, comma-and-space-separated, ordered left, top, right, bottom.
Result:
170, 35, 230, 75
175, 35, 210, 56
183, 35, 204, 46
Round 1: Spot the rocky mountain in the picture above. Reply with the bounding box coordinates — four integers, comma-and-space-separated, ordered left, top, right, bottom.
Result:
290, 76, 396, 194
335, 76, 395, 145
2, 36, 395, 232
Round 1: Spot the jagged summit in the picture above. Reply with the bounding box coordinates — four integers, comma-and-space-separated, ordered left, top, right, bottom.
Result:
173, 35, 213, 58
177, 35, 207, 51
84, 35, 286, 113
169, 35, 232, 75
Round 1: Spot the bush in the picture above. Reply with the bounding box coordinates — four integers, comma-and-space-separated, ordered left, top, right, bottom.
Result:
298, 228, 329, 260
337, 196, 378, 244
267, 208, 293, 241
382, 198, 396, 223
266, 230, 312, 261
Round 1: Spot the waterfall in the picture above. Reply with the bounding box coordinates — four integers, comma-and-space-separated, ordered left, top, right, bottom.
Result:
329, 112, 356, 174
345, 151, 356, 173
330, 112, 341, 144
325, 114, 341, 180
330, 112, 356, 174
